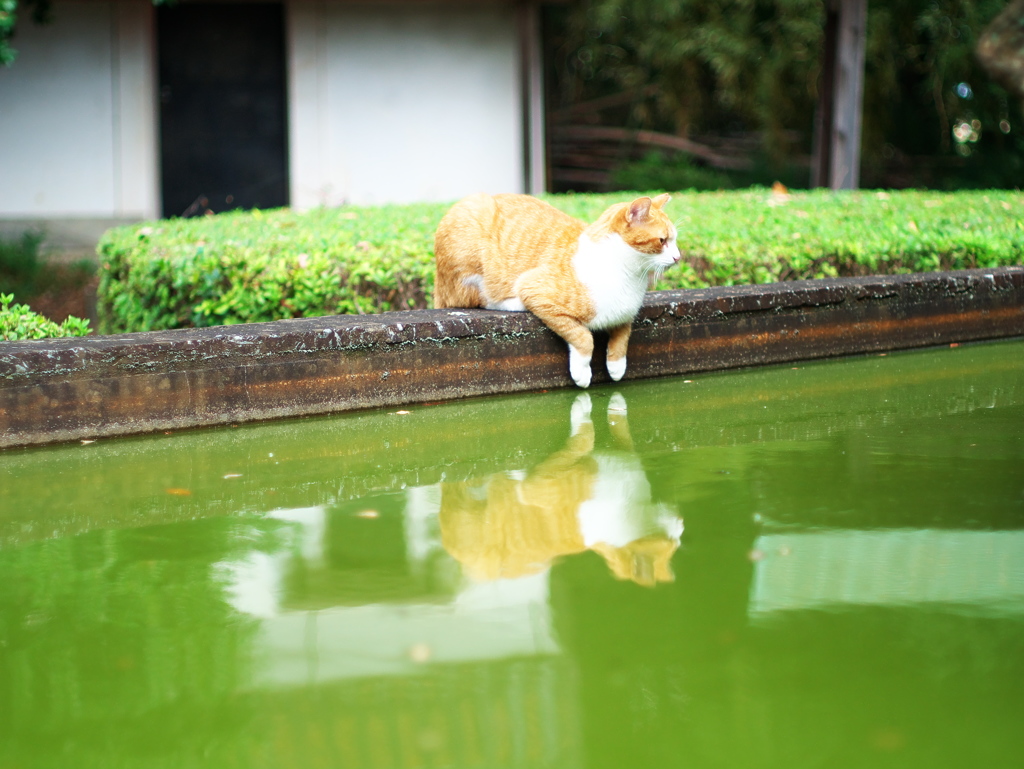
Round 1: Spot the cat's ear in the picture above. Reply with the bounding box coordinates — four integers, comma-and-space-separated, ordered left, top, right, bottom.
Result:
651, 193, 671, 209
626, 197, 653, 225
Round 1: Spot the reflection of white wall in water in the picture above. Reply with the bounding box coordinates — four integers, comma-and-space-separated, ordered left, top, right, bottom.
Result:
404, 484, 443, 568
214, 493, 559, 689
750, 529, 1024, 617
217, 506, 329, 620
253, 572, 557, 688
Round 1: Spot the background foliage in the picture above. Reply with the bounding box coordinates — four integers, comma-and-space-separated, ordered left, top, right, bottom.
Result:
548, 0, 1022, 189
0, 0, 50, 65
97, 190, 1024, 333
0, 230, 96, 337
1, 0, 170, 65
0, 231, 44, 299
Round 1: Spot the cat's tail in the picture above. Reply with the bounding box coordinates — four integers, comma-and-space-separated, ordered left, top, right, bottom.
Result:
433, 266, 483, 310
433, 247, 482, 308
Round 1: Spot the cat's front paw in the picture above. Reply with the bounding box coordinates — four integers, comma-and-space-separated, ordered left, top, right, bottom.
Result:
569, 346, 592, 388
607, 356, 627, 381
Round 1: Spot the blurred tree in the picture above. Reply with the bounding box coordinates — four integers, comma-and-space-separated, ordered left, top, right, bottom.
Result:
976, 0, 1024, 104
555, 0, 823, 161
551, 0, 1021, 188
862, 0, 1020, 186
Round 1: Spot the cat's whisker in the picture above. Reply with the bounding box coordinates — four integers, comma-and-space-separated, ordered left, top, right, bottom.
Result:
641, 264, 665, 282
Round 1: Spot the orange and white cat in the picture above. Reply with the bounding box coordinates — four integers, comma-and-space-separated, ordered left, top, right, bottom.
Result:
434, 193, 681, 387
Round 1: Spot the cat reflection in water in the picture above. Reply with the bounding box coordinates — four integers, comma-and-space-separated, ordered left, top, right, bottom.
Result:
434, 193, 681, 387
439, 393, 683, 587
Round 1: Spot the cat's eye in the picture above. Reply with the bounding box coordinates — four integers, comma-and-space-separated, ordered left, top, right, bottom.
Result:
659, 237, 668, 246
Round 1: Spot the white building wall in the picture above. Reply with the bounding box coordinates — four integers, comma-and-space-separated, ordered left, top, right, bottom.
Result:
0, 1, 158, 223
0, 0, 527, 246
288, 1, 524, 208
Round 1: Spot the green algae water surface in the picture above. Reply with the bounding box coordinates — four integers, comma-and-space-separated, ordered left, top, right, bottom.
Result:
2, 339, 1023, 769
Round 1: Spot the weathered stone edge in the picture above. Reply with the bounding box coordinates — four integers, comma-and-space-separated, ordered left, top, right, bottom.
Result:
1, 266, 1022, 448
2, 267, 1019, 383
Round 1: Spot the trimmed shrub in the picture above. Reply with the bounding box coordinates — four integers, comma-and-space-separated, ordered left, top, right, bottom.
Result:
97, 205, 442, 333
1, 293, 91, 341
611, 152, 737, 192
97, 189, 1024, 333
657, 188, 1024, 288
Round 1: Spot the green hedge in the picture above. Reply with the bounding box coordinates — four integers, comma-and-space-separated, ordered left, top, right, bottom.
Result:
1, 294, 91, 341
96, 189, 1024, 334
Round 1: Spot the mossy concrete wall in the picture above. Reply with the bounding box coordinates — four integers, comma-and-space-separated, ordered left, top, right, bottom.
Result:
2, 267, 1023, 449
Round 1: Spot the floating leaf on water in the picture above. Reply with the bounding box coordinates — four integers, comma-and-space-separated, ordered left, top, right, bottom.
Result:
869, 727, 907, 751
416, 728, 443, 752
408, 643, 431, 663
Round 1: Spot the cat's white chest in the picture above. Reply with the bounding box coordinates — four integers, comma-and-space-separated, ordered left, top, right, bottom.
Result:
572, 234, 648, 329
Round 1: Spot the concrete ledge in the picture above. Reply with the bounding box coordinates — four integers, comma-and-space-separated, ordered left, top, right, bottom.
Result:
2, 266, 1023, 449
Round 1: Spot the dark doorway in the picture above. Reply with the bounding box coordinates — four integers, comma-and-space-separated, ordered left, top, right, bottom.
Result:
157, 3, 289, 218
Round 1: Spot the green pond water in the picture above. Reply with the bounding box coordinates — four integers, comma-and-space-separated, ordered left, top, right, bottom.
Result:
2, 339, 1024, 769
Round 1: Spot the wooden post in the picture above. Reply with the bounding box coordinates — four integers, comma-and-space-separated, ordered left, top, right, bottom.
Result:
812, 0, 867, 189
